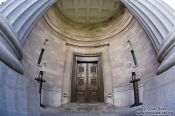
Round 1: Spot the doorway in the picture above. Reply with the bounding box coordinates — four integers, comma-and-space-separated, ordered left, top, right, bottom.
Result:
71, 55, 104, 103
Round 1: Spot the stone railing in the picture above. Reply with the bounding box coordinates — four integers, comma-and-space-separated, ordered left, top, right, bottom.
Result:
121, 0, 175, 74
0, 0, 56, 74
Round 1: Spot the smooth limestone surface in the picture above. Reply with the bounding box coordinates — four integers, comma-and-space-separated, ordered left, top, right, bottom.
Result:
0, 61, 40, 116
23, 15, 158, 107
41, 104, 142, 116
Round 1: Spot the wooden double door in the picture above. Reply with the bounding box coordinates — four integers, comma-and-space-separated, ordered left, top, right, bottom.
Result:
71, 56, 104, 103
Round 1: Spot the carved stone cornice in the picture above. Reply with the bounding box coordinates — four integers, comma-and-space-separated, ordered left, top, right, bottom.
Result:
44, 6, 133, 42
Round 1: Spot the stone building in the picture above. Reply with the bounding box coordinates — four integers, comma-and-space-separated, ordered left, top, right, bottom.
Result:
0, 0, 175, 116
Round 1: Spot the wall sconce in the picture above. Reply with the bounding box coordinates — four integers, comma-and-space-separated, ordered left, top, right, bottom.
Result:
108, 93, 112, 98
63, 93, 67, 98
127, 40, 133, 50
41, 61, 47, 67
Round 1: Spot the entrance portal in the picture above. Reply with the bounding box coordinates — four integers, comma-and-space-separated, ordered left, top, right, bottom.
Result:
71, 55, 104, 103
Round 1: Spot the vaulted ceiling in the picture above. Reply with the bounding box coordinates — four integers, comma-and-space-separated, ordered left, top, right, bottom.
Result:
56, 0, 121, 24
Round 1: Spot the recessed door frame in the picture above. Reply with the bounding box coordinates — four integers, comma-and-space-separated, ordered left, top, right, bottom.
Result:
61, 44, 113, 105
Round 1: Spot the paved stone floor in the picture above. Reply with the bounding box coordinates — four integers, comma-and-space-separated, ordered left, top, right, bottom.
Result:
41, 103, 142, 116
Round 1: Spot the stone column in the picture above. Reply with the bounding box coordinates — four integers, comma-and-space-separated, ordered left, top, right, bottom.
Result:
0, 0, 56, 74
121, 0, 175, 74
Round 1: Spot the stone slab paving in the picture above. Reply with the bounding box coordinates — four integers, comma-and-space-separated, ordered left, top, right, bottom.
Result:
41, 104, 142, 116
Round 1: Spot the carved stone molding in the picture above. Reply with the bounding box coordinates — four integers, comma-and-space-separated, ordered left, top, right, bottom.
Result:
0, 0, 56, 74
121, 0, 175, 74
44, 6, 133, 42
0, 0, 175, 75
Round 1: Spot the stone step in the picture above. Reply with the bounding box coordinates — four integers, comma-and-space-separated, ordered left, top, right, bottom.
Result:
61, 103, 116, 112
41, 104, 143, 116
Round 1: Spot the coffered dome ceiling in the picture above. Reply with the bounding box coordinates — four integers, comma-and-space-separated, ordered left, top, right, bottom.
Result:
44, 0, 133, 42
56, 0, 121, 24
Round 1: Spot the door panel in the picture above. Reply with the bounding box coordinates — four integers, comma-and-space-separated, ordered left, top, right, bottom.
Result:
76, 62, 98, 102
87, 63, 98, 102
71, 56, 104, 103
76, 63, 87, 102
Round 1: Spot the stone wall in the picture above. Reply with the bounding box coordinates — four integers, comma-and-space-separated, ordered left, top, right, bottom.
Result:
0, 0, 56, 74
22, 17, 66, 107
23, 14, 159, 107
122, 0, 175, 75
143, 65, 175, 111
0, 61, 39, 116
109, 18, 158, 87
109, 18, 158, 107
0, 0, 174, 114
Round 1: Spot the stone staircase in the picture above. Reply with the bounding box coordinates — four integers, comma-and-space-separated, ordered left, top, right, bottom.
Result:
61, 103, 116, 112
41, 103, 143, 116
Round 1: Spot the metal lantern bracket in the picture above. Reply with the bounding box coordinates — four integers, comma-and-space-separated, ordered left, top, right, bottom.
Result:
35, 71, 46, 107
130, 72, 143, 107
